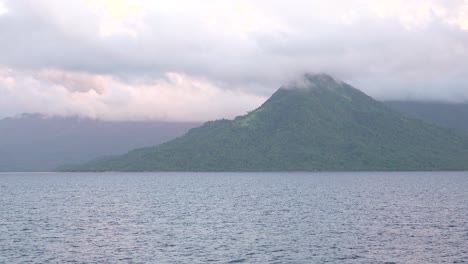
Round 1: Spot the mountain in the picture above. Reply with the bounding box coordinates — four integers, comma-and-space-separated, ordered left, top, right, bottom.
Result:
385, 101, 468, 131
0, 114, 199, 171
64, 74, 468, 172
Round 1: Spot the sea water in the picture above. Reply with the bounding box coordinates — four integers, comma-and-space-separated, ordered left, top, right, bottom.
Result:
1, 172, 467, 263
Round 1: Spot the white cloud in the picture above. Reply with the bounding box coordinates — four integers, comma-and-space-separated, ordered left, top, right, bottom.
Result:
0, 1, 7, 15
82, 0, 146, 37
447, 1, 468, 31
0, 68, 266, 121
1, 0, 468, 120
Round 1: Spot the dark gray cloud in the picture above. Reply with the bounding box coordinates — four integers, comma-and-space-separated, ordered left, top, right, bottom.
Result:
1, 0, 468, 120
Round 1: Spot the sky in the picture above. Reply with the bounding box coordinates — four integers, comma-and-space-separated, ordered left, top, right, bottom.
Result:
0, 0, 468, 121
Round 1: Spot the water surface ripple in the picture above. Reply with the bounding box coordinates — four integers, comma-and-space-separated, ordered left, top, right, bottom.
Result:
0, 172, 467, 263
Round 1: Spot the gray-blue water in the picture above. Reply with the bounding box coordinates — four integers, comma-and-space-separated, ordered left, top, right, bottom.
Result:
0, 172, 467, 263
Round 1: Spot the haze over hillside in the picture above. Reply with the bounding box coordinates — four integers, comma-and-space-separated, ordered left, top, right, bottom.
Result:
65, 74, 468, 172
0, 114, 199, 171
385, 101, 468, 131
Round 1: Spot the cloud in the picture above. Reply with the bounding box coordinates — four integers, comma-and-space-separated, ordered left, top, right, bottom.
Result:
448, 1, 468, 30
0, 0, 468, 120
0, 1, 7, 16
38, 70, 108, 94
0, 68, 266, 121
82, 0, 146, 37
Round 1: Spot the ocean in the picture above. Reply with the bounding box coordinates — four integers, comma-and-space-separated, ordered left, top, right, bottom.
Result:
1, 172, 467, 263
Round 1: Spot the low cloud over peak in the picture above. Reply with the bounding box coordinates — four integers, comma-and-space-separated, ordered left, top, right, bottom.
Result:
0, 0, 468, 120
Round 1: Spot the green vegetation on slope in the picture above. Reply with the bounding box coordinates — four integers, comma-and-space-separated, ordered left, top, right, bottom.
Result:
63, 74, 468, 171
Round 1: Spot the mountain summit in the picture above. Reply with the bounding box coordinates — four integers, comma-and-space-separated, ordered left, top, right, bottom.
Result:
64, 74, 468, 171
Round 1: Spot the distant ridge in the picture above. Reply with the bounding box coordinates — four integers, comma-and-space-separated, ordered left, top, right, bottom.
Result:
385, 101, 468, 131
0, 115, 199, 171
63, 74, 468, 171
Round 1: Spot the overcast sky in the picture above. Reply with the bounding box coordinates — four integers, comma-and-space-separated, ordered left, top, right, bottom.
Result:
0, 0, 468, 121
